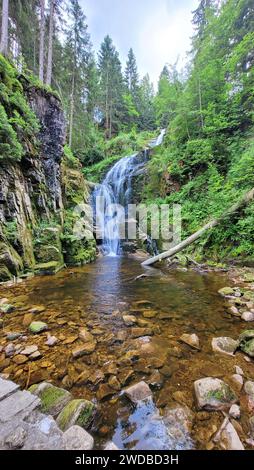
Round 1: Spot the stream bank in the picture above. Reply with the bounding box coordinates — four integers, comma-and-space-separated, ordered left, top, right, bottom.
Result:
0, 258, 254, 450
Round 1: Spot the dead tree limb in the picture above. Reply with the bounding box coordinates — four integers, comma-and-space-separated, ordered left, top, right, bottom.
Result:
142, 188, 254, 267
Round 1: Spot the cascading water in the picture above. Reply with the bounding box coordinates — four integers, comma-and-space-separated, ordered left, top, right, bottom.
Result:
93, 130, 166, 256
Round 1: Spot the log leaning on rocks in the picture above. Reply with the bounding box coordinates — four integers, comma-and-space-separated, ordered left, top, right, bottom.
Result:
142, 187, 254, 267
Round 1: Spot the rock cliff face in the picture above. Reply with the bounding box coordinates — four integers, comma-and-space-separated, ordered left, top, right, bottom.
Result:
0, 85, 95, 282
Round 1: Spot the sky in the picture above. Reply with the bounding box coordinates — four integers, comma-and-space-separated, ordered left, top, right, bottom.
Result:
80, 0, 200, 87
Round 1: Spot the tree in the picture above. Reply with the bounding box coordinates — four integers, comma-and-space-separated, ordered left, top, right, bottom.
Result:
125, 48, 139, 96
46, 0, 55, 85
98, 35, 124, 138
39, 0, 45, 82
0, 0, 9, 56
137, 74, 156, 130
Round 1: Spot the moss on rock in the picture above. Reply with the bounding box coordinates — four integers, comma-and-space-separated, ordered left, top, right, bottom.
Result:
56, 399, 96, 431
29, 382, 71, 416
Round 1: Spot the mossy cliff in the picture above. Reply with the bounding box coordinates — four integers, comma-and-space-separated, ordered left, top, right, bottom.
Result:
0, 56, 95, 281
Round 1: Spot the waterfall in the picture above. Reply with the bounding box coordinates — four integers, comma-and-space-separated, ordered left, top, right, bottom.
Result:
93, 130, 166, 256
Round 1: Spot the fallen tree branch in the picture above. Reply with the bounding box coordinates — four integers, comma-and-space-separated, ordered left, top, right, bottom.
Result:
142, 188, 254, 267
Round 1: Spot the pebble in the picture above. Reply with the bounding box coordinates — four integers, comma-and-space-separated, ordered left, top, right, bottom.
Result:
229, 404, 241, 419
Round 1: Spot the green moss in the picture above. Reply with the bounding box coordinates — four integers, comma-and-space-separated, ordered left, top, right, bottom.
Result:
206, 385, 236, 403
57, 399, 95, 431
39, 387, 67, 414
34, 261, 65, 275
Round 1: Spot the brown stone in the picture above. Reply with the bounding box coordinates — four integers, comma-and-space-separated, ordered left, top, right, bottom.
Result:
12, 355, 28, 365
97, 384, 115, 401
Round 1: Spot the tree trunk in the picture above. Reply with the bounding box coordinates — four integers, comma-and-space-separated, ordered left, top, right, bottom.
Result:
69, 72, 75, 149
46, 0, 54, 86
142, 188, 254, 267
39, 0, 45, 83
0, 0, 9, 56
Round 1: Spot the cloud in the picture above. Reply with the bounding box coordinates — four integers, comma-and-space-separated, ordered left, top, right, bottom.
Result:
80, 0, 199, 86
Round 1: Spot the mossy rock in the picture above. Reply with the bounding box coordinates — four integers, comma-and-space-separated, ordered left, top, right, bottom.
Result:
29, 321, 48, 334
56, 399, 96, 431
29, 382, 72, 416
244, 273, 254, 283
239, 330, 254, 358
0, 303, 14, 313
218, 287, 234, 296
34, 261, 65, 275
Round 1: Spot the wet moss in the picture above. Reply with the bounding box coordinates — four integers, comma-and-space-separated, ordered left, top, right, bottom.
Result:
57, 399, 95, 431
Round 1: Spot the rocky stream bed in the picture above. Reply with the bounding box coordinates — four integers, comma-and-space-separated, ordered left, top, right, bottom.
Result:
0, 256, 254, 450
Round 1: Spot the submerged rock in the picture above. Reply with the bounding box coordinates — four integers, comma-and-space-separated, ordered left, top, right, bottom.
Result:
57, 399, 96, 431
163, 405, 194, 449
78, 328, 94, 343
218, 287, 234, 297
104, 441, 119, 450
194, 378, 237, 410
229, 404, 241, 419
123, 315, 137, 326
0, 304, 14, 314
124, 381, 152, 403
29, 321, 48, 334
179, 333, 200, 350
72, 342, 96, 358
244, 381, 254, 412
211, 337, 238, 356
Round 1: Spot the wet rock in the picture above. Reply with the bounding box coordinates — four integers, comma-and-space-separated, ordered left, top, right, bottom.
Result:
241, 311, 254, 322
96, 384, 115, 401
29, 306, 46, 314
88, 370, 105, 386
229, 404, 240, 419
72, 343, 96, 358
218, 287, 234, 297
136, 318, 151, 327
20, 345, 38, 356
148, 370, 164, 389
13, 354, 29, 365
57, 399, 96, 431
158, 312, 172, 320
0, 304, 14, 314
212, 337, 239, 356
63, 425, 94, 450
29, 321, 48, 334
239, 330, 254, 357
0, 357, 10, 371
228, 306, 240, 316
199, 363, 225, 378
124, 381, 152, 403
29, 350, 42, 360
45, 334, 58, 346
78, 328, 94, 343
63, 335, 78, 345
230, 374, 243, 392
23, 313, 34, 327
0, 298, 9, 305
29, 382, 72, 416
123, 315, 137, 326
163, 405, 194, 448
194, 378, 237, 410
108, 375, 121, 391
249, 416, 254, 437
103, 362, 118, 376
5, 426, 27, 449
4, 343, 14, 357
6, 332, 22, 341
213, 417, 244, 450
244, 381, 254, 412
142, 310, 157, 319
115, 331, 127, 343
179, 333, 200, 350
118, 368, 135, 386
235, 365, 244, 375
131, 327, 153, 338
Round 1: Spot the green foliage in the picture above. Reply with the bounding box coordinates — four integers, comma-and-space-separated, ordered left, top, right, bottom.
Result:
0, 54, 39, 163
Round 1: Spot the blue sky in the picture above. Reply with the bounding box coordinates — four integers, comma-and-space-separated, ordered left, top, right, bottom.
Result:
80, 0, 199, 87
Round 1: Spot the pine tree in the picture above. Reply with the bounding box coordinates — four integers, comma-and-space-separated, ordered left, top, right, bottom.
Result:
137, 74, 156, 130
125, 48, 139, 95
46, 0, 55, 85
98, 35, 124, 138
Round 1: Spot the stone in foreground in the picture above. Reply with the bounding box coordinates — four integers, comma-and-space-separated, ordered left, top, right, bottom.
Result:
0, 377, 19, 401
104, 441, 119, 450
124, 381, 152, 403
211, 337, 238, 356
180, 333, 200, 350
194, 378, 237, 410
0, 390, 40, 422
63, 425, 94, 450
213, 417, 244, 450
57, 399, 96, 431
